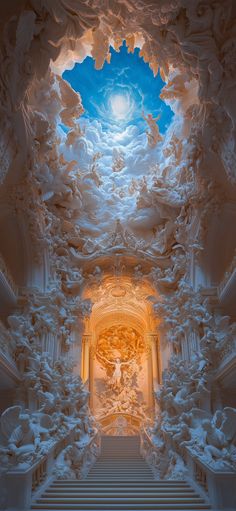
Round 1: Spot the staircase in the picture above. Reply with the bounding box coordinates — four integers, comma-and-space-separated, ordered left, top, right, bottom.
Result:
31, 436, 211, 510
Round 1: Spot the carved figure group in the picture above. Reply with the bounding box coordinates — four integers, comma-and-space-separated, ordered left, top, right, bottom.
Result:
142, 111, 163, 148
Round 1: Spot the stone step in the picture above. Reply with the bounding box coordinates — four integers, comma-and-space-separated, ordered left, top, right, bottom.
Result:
89, 460, 148, 463
44, 492, 198, 497
99, 456, 143, 458
88, 468, 152, 470
50, 480, 189, 485
44, 488, 197, 498
87, 470, 153, 474
49, 482, 191, 487
35, 497, 206, 503
85, 476, 155, 479
88, 466, 152, 471
84, 478, 156, 481
89, 462, 149, 465
47, 483, 195, 487
32, 504, 210, 510
87, 474, 153, 477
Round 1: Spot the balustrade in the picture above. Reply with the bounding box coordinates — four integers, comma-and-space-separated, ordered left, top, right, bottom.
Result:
32, 458, 47, 491
140, 427, 163, 478
0, 321, 21, 385
0, 320, 13, 360
218, 251, 236, 304
142, 427, 236, 509
5, 427, 100, 510
185, 447, 236, 509
193, 460, 208, 494
215, 335, 236, 367
0, 253, 18, 297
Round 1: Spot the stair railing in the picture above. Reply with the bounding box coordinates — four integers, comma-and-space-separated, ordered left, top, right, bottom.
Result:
4, 426, 101, 510
184, 446, 236, 510
140, 426, 236, 510
140, 427, 163, 479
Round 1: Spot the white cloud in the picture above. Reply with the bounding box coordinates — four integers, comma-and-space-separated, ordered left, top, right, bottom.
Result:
58, 110, 184, 238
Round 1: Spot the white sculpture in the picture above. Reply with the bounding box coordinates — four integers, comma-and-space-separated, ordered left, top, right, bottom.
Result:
142, 111, 163, 147
98, 355, 131, 388
112, 148, 125, 173
54, 432, 100, 480
0, 407, 40, 465
186, 408, 236, 470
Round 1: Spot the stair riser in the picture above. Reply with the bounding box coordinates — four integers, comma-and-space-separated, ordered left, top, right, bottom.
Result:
45, 491, 197, 496
88, 470, 153, 472
88, 468, 152, 471
51, 479, 190, 491
32, 506, 210, 510
88, 472, 153, 475
52, 479, 191, 488
89, 465, 150, 468
36, 497, 204, 505
90, 462, 148, 464
44, 494, 203, 498
85, 478, 156, 480
50, 483, 191, 488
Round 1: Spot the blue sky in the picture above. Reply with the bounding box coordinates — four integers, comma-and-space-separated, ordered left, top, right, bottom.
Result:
59, 43, 179, 236
63, 42, 173, 134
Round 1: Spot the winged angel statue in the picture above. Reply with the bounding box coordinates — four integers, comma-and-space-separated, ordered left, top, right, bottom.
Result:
183, 407, 236, 470
0, 405, 52, 467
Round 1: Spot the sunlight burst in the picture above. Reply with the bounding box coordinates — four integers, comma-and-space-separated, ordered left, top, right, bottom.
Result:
110, 93, 130, 120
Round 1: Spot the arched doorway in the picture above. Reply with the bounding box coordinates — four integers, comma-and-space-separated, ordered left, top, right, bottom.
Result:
80, 273, 162, 435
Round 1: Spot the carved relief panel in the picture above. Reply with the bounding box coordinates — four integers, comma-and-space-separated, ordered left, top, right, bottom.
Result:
91, 323, 151, 423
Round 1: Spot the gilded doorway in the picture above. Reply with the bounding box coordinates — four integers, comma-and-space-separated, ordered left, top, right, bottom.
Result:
81, 273, 161, 435
94, 323, 148, 415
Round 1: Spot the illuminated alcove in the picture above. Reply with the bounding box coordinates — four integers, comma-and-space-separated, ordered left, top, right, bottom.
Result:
80, 272, 162, 435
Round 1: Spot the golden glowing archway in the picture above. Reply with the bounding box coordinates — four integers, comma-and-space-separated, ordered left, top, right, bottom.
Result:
80, 271, 162, 433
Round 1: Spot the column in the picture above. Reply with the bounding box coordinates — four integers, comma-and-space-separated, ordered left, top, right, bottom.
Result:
89, 344, 96, 412
148, 333, 161, 391
81, 334, 91, 383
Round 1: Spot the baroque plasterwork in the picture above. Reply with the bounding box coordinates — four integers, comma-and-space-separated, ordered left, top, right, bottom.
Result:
0, 0, 236, 503
96, 324, 146, 365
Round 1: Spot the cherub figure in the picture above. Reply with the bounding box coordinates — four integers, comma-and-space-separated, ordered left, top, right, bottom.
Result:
142, 111, 163, 147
